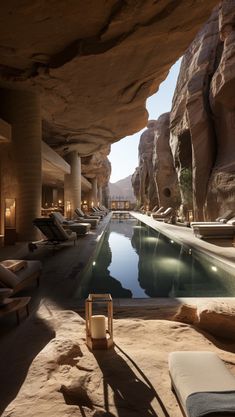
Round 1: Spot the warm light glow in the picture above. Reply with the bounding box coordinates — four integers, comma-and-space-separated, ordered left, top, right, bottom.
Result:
92, 261, 96, 266
91, 201, 94, 207
5, 208, 11, 217
58, 199, 62, 205
84, 200, 87, 204
211, 266, 218, 272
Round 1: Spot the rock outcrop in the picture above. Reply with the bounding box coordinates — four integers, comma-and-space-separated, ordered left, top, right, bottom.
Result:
153, 113, 180, 210
133, 1, 235, 220
0, 1, 219, 157
132, 115, 179, 210
175, 301, 235, 340
170, 1, 235, 220
2, 303, 235, 417
136, 120, 158, 209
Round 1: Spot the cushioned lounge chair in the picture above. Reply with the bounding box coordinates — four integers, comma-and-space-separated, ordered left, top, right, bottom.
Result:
192, 223, 235, 239
0, 259, 42, 294
151, 206, 164, 215
191, 212, 235, 227
73, 212, 99, 229
32, 217, 77, 250
93, 206, 107, 215
151, 207, 173, 219
50, 212, 91, 235
75, 208, 101, 221
91, 207, 104, 218
169, 351, 235, 417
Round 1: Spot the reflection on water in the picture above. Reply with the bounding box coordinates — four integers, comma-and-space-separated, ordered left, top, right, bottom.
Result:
78, 219, 235, 299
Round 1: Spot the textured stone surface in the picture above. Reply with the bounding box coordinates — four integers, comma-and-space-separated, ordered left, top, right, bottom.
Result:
153, 113, 180, 210
137, 120, 158, 209
175, 301, 235, 340
2, 303, 235, 417
170, 1, 235, 220
81, 147, 111, 187
0, 1, 219, 156
132, 115, 180, 210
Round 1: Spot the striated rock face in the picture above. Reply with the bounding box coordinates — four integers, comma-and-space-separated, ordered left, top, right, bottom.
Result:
0, 1, 219, 157
133, 115, 180, 210
131, 167, 141, 204
153, 113, 180, 210
137, 120, 158, 209
170, 1, 235, 220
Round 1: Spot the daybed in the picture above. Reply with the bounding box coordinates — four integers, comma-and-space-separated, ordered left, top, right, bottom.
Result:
169, 351, 235, 417
192, 223, 235, 239
151, 207, 173, 220
50, 212, 91, 235
0, 259, 42, 294
32, 217, 77, 250
75, 207, 101, 221
73, 212, 99, 229
191, 211, 235, 227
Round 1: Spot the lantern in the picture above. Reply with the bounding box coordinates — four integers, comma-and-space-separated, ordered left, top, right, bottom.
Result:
85, 293, 113, 350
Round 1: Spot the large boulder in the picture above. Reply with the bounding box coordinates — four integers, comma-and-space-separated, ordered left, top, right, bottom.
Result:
175, 301, 235, 340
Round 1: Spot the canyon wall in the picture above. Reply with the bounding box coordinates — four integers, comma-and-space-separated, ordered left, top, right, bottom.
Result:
133, 1, 235, 220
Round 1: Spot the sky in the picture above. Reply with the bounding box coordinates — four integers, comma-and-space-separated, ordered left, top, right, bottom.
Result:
109, 58, 182, 183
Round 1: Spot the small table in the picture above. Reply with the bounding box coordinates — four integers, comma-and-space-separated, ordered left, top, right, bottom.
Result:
0, 297, 31, 324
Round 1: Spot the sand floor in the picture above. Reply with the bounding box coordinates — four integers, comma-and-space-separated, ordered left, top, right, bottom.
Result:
0, 212, 235, 416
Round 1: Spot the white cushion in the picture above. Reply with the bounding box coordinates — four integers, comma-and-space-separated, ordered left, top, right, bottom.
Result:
0, 264, 19, 288
169, 351, 235, 410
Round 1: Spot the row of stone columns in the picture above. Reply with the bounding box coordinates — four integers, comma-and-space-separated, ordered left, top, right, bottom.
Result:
0, 87, 103, 241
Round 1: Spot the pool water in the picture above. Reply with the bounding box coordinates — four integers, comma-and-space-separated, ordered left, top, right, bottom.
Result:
77, 218, 235, 299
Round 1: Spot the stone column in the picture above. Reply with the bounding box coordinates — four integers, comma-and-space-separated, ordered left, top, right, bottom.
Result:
52, 188, 58, 206
64, 151, 81, 217
0, 88, 42, 241
91, 178, 98, 206
98, 185, 103, 205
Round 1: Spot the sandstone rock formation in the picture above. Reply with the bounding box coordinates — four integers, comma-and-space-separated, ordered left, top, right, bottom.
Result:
132, 116, 179, 210
2, 303, 235, 417
153, 113, 180, 210
170, 1, 235, 220
175, 300, 235, 340
133, 1, 235, 220
136, 120, 158, 209
81, 146, 111, 203
0, 1, 219, 157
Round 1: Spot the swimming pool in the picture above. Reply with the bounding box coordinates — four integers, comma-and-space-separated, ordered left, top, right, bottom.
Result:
77, 218, 235, 298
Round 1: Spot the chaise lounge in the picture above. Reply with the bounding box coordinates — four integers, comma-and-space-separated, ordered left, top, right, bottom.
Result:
50, 212, 91, 235
32, 217, 77, 250
151, 207, 174, 220
75, 207, 101, 221
169, 351, 235, 417
192, 222, 235, 239
0, 259, 42, 294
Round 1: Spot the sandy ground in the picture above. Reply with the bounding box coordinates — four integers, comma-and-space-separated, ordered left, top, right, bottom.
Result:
0, 213, 235, 416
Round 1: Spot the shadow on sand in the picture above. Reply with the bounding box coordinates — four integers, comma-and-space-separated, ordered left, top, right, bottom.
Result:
92, 343, 170, 417
0, 313, 55, 414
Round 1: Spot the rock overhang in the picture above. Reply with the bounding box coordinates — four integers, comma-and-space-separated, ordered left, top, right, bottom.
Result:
0, 0, 220, 157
